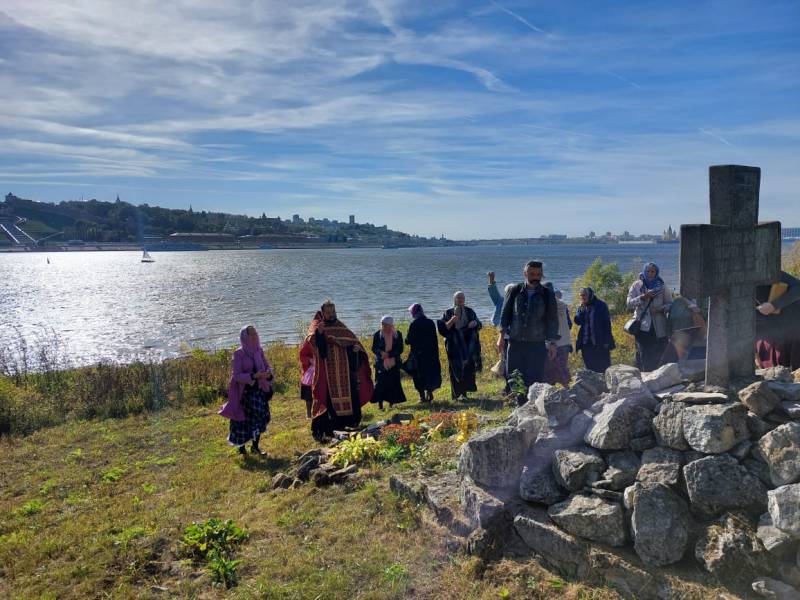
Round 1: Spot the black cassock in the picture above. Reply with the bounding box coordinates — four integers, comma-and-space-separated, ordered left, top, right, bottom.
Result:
437, 307, 482, 399
371, 330, 406, 408
405, 316, 442, 396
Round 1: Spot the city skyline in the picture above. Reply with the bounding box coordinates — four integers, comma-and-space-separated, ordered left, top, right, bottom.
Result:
0, 1, 798, 238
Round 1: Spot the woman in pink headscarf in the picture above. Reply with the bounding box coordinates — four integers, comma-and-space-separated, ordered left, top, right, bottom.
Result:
219, 325, 274, 455
370, 315, 406, 409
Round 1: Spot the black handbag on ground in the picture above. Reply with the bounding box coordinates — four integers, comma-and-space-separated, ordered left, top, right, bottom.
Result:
624, 297, 653, 337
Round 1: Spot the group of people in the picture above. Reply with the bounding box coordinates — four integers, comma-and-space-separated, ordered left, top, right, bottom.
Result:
217, 259, 800, 450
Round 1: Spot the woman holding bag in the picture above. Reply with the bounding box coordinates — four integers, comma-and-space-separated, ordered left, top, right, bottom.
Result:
219, 325, 274, 456
626, 262, 672, 372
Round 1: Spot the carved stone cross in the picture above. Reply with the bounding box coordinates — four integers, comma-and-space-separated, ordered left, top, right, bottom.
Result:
680, 165, 781, 387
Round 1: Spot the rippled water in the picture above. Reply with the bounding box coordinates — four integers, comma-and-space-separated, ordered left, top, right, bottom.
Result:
0, 245, 687, 367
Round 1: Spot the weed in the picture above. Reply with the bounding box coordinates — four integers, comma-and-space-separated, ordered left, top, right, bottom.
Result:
141, 483, 157, 495
207, 549, 242, 588
114, 526, 150, 547
17, 499, 44, 516
180, 518, 248, 560
383, 563, 409, 586
101, 467, 126, 483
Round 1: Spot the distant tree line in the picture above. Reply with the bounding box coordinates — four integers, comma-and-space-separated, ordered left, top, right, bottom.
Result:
2, 194, 422, 243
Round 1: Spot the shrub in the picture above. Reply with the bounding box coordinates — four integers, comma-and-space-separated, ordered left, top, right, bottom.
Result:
784, 241, 800, 277
330, 436, 385, 467
571, 258, 637, 315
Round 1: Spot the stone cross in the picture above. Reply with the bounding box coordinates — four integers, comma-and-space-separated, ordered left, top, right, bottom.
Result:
680, 165, 781, 387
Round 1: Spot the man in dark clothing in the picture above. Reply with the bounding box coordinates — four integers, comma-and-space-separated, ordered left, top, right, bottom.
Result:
755, 270, 800, 370
498, 260, 560, 397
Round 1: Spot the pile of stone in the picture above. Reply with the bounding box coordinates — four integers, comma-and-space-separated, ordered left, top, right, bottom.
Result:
452, 364, 800, 598
271, 448, 360, 489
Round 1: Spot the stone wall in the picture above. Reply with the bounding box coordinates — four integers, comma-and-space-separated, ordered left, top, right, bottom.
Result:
452, 364, 800, 598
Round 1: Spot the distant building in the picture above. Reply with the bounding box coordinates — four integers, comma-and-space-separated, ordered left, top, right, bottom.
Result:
782, 227, 800, 240
169, 232, 235, 244
662, 225, 678, 241
349, 215, 355, 225
292, 214, 302, 224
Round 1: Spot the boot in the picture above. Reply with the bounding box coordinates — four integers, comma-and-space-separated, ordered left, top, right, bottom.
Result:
251, 435, 267, 456
237, 445, 247, 455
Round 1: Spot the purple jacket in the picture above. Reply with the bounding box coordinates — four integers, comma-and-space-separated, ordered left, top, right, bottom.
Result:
219, 348, 272, 421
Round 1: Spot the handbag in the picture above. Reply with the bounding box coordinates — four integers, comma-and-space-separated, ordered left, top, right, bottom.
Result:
624, 297, 653, 337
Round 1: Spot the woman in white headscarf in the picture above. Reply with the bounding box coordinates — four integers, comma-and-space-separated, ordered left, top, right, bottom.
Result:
370, 315, 407, 409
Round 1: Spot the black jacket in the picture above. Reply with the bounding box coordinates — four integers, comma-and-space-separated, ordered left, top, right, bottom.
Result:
501, 282, 560, 343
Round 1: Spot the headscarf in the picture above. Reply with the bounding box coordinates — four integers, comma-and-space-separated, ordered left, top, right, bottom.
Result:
408, 303, 424, 320
580, 287, 595, 304
640, 262, 665, 294
240, 326, 268, 373
452, 291, 469, 328
380, 315, 397, 369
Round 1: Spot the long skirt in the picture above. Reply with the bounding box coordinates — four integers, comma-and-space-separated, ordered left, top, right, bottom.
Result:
228, 387, 271, 446
635, 328, 668, 373
372, 367, 407, 407
410, 352, 442, 395
544, 346, 571, 386
581, 345, 612, 374
506, 340, 547, 387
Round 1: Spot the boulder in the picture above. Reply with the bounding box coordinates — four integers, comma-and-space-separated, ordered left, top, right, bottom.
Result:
602, 451, 641, 491
682, 403, 749, 454
513, 509, 589, 578
768, 382, 800, 402
525, 382, 552, 410
535, 385, 580, 428
519, 466, 566, 505
584, 398, 655, 451
695, 512, 771, 588
768, 484, 800, 537
637, 446, 683, 486
271, 472, 294, 489
459, 426, 524, 488
459, 477, 512, 530
655, 384, 686, 399
605, 364, 642, 392
643, 363, 683, 393
570, 369, 608, 409
745, 458, 774, 488
757, 423, 800, 487
757, 512, 795, 558
751, 578, 800, 600
588, 549, 674, 600
730, 440, 753, 461
683, 455, 768, 517
630, 482, 691, 566
516, 415, 549, 449
524, 420, 587, 472
615, 378, 658, 410
758, 366, 795, 383
740, 381, 783, 417
785, 401, 800, 420
548, 494, 626, 547
750, 414, 779, 438
629, 435, 657, 452
672, 391, 729, 404
590, 486, 624, 502
652, 401, 689, 450
553, 447, 606, 491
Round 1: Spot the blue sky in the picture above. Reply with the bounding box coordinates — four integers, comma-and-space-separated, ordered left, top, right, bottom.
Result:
0, 0, 798, 239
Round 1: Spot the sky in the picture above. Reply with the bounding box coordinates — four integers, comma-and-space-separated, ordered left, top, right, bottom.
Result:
0, 0, 798, 239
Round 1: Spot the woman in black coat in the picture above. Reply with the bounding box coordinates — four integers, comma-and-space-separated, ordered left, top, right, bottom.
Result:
405, 303, 442, 403
437, 291, 482, 401
574, 287, 615, 373
371, 315, 406, 409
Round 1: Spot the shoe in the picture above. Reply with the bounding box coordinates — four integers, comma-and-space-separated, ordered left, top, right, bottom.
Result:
237, 445, 246, 455
251, 443, 267, 456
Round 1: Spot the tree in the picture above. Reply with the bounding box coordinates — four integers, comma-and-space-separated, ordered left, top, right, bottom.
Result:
571, 258, 637, 315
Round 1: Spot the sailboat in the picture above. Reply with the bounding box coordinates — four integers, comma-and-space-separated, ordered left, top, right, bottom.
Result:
141, 249, 155, 263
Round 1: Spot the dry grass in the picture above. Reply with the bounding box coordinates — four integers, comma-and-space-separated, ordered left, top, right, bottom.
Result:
0, 388, 639, 600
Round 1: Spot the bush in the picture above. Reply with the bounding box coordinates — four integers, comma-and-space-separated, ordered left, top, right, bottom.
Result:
571, 258, 637, 315
180, 518, 248, 588
784, 241, 800, 277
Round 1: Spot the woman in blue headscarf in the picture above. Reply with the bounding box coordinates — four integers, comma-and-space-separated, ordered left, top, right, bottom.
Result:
626, 262, 673, 371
